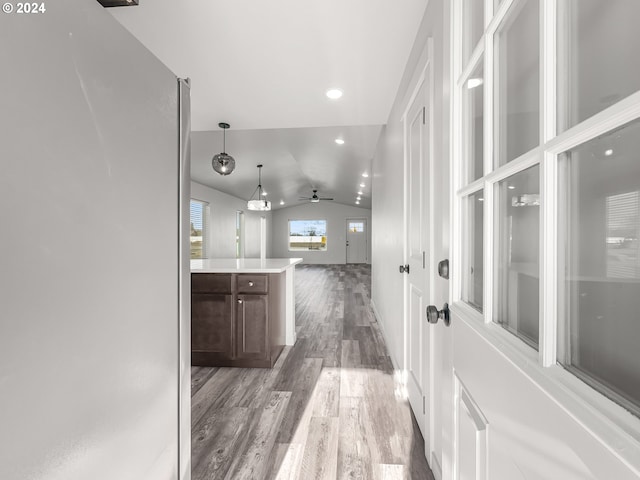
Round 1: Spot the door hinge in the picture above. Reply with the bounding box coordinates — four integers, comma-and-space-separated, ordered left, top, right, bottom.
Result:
422, 106, 426, 125
423, 396, 426, 414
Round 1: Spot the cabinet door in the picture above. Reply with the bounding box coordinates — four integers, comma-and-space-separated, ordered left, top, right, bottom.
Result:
236, 294, 268, 360
191, 293, 233, 362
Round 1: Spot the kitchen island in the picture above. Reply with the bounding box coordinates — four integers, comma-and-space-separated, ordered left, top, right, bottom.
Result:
190, 258, 302, 367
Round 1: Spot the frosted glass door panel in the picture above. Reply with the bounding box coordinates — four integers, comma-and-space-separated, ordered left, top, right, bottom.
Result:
558, 118, 640, 416
558, 0, 640, 132
494, 0, 540, 166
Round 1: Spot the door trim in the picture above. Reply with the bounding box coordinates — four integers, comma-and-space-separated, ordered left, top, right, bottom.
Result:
402, 36, 437, 464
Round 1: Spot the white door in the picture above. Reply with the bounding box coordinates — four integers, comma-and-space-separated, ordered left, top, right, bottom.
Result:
346, 218, 367, 263
403, 58, 432, 447
443, 0, 640, 478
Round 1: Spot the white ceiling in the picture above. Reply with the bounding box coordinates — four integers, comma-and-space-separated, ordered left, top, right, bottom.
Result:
110, 0, 427, 209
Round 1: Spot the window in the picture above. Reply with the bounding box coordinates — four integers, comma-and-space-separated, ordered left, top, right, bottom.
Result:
288, 220, 327, 251
558, 118, 640, 416
463, 59, 485, 183
494, 0, 540, 166
494, 165, 540, 349
462, 191, 484, 311
557, 0, 640, 132
453, 0, 640, 425
190, 199, 208, 259
348, 221, 364, 233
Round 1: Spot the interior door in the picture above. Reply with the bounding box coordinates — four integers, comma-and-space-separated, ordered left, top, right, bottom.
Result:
346, 218, 367, 263
404, 72, 431, 445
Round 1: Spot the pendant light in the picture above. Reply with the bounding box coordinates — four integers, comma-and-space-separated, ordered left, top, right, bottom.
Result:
212, 122, 236, 176
247, 164, 271, 211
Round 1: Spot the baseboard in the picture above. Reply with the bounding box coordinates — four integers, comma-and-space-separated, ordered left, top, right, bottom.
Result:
370, 298, 401, 371
430, 453, 442, 480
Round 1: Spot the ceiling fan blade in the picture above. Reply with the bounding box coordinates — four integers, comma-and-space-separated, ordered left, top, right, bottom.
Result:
298, 197, 312, 200
318, 197, 334, 201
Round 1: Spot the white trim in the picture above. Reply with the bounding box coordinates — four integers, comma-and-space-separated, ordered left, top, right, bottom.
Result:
483, 147, 541, 185
545, 89, 640, 155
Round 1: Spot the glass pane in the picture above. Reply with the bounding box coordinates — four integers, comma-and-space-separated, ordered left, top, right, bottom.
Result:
463, 60, 485, 183
558, 118, 640, 416
462, 0, 485, 67
462, 191, 484, 311
349, 222, 364, 233
494, 165, 540, 348
190, 200, 207, 259
558, 0, 640, 132
289, 220, 327, 251
494, 0, 540, 166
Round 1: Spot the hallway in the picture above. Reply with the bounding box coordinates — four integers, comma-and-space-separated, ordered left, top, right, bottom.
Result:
191, 264, 434, 479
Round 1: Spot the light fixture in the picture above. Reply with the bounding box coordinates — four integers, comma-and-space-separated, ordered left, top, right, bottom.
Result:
362, 173, 369, 178
280, 200, 285, 206
508, 185, 516, 190
355, 201, 360, 205
262, 192, 268, 196
467, 78, 483, 89
605, 149, 614, 156
247, 165, 271, 211
360, 183, 365, 188
478, 197, 484, 202
326, 88, 343, 100
357, 190, 363, 195
212, 122, 236, 176
357, 196, 361, 200
335, 138, 345, 145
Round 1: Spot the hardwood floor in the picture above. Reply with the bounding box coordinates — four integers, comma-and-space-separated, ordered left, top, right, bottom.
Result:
191, 264, 435, 480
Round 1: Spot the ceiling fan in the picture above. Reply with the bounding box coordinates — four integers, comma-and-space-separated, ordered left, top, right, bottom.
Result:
299, 189, 334, 203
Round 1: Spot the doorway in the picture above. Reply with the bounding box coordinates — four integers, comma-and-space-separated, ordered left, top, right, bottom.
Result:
346, 218, 368, 263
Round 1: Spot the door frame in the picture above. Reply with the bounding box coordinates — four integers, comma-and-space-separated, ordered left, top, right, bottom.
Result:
402, 36, 438, 466
345, 217, 368, 263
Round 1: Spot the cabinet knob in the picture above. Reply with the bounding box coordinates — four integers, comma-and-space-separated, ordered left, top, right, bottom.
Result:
248, 281, 254, 287
237, 299, 243, 304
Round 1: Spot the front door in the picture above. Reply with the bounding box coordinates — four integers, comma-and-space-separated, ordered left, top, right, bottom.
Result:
404, 58, 431, 449
346, 218, 367, 263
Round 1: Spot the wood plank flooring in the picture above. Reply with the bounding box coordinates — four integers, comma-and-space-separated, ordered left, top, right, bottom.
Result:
191, 264, 435, 480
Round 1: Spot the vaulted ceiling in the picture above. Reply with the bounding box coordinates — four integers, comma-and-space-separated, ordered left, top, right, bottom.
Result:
110, 0, 428, 209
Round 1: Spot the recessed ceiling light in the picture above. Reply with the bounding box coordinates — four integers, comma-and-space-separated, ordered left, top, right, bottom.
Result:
355, 201, 360, 205
467, 78, 483, 89
358, 191, 363, 195
335, 138, 345, 145
359, 183, 365, 188
478, 198, 484, 202
326, 89, 343, 100
508, 185, 515, 190
357, 196, 361, 200
605, 149, 614, 156
280, 200, 285, 205
362, 173, 369, 178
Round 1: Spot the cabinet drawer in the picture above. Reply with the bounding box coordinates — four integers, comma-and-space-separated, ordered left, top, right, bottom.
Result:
237, 274, 268, 293
191, 273, 232, 294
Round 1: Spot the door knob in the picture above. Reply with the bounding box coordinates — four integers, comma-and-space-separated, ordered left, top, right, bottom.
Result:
248, 281, 254, 287
426, 303, 450, 326
399, 264, 410, 274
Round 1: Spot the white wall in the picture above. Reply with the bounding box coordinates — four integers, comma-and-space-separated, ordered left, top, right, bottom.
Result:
272, 202, 372, 264
371, 0, 451, 475
0, 2, 181, 479
191, 181, 272, 258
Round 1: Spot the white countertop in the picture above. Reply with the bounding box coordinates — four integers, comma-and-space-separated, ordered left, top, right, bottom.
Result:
191, 258, 303, 273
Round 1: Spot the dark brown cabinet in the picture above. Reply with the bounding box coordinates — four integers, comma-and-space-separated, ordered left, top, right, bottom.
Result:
191, 272, 285, 368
